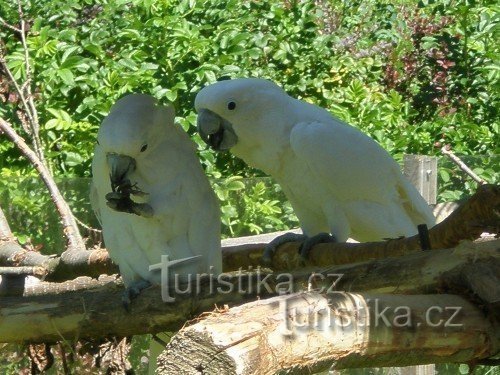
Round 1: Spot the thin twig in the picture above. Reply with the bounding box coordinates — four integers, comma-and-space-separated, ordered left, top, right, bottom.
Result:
16, 0, 44, 164
0, 42, 35, 127
0, 117, 85, 253
441, 146, 487, 185
0, 17, 21, 33
74, 215, 102, 234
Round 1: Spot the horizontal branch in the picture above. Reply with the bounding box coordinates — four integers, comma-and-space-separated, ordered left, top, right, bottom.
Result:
224, 184, 499, 271
0, 239, 497, 344
1, 184, 498, 281
0, 240, 118, 281
157, 292, 499, 373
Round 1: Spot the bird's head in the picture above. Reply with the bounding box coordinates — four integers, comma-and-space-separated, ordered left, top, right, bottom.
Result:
97, 93, 174, 194
195, 78, 288, 152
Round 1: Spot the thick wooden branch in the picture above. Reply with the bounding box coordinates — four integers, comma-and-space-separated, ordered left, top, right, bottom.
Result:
1, 185, 498, 281
0, 239, 497, 344
223, 184, 499, 271
0, 239, 117, 281
156, 292, 499, 374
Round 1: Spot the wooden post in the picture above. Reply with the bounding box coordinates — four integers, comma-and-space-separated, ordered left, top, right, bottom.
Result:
403, 154, 438, 205
381, 155, 439, 375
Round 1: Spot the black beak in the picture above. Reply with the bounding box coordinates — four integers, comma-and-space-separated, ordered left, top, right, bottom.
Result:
106, 153, 136, 191
196, 109, 238, 151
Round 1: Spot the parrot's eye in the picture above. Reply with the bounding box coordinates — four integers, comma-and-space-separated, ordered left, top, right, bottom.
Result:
140, 144, 148, 152
227, 101, 236, 110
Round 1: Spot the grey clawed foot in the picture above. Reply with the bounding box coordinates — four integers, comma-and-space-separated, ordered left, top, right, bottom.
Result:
299, 232, 336, 262
262, 232, 307, 265
122, 279, 152, 311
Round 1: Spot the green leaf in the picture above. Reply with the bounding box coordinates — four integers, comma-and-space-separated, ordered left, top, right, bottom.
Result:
58, 69, 75, 85
65, 152, 84, 166
439, 169, 451, 183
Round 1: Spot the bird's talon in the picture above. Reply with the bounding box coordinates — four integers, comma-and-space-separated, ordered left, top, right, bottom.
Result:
261, 232, 307, 265
261, 247, 275, 265
121, 280, 151, 311
299, 232, 336, 261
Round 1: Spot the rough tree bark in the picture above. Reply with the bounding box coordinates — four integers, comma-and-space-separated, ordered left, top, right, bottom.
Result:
223, 184, 499, 271
0, 239, 497, 345
156, 292, 499, 374
0, 238, 117, 281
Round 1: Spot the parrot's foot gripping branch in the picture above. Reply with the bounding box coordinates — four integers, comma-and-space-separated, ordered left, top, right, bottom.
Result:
298, 232, 337, 260
262, 232, 337, 265
122, 279, 152, 311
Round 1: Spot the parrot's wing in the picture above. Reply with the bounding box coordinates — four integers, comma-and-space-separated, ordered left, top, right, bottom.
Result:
289, 121, 435, 236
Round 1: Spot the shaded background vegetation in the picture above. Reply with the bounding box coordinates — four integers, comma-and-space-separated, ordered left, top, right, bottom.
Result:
0, 0, 498, 249
0, 0, 498, 373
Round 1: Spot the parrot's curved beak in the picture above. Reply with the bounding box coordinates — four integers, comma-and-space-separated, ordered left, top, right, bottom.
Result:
106, 153, 136, 191
197, 109, 238, 151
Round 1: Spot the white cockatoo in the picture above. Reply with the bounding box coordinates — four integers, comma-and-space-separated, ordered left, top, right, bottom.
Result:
195, 78, 435, 259
91, 94, 222, 302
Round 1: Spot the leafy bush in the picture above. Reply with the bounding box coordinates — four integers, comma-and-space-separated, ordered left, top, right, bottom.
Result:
1, 0, 497, 174
0, 0, 498, 247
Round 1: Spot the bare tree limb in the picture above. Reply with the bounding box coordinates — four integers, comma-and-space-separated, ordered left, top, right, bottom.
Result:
0, 1, 45, 164
0, 239, 497, 344
0, 117, 85, 253
0, 42, 35, 134
0, 16, 21, 33
441, 145, 487, 185
224, 184, 499, 272
157, 292, 499, 373
0, 185, 497, 281
0, 239, 117, 282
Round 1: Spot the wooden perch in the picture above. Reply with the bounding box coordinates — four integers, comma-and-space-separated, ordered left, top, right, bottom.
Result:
156, 292, 499, 374
223, 184, 499, 271
0, 239, 497, 344
0, 239, 117, 281
1, 185, 498, 280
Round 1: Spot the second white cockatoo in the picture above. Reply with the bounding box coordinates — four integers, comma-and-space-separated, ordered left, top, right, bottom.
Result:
195, 78, 435, 260
91, 94, 221, 303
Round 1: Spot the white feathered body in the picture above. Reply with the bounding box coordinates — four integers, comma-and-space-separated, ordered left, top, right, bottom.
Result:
92, 96, 221, 287
197, 79, 435, 242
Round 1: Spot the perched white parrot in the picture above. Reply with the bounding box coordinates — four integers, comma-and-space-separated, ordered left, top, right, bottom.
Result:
91, 94, 222, 302
195, 78, 435, 259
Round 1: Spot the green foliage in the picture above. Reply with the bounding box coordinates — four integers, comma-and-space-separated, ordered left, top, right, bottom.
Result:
438, 154, 499, 202
0, 0, 498, 247
213, 177, 298, 237
1, 0, 497, 177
